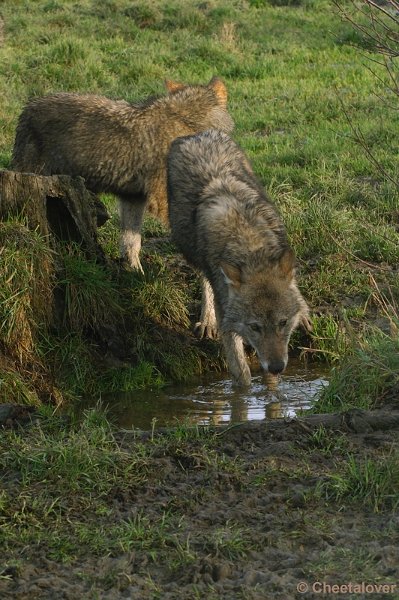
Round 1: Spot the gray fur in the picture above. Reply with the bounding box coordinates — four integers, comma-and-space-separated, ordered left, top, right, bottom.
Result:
11, 78, 234, 271
167, 130, 310, 386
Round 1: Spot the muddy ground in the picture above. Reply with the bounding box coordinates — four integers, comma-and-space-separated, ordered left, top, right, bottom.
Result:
1, 401, 398, 600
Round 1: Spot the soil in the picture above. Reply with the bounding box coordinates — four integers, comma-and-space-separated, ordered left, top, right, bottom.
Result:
1, 402, 399, 600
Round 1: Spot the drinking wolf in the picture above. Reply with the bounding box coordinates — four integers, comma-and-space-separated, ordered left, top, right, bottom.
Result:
167, 130, 310, 386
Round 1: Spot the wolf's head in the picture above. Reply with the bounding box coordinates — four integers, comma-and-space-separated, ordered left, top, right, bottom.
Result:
164, 76, 234, 134
220, 248, 310, 375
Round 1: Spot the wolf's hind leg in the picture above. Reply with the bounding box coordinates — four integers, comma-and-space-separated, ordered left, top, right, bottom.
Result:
195, 277, 218, 339
221, 331, 251, 387
119, 196, 146, 273
11, 139, 47, 173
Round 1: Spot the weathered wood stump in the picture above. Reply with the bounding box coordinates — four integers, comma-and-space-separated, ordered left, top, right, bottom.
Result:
0, 170, 108, 257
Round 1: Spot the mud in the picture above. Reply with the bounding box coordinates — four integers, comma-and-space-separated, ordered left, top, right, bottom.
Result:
1, 403, 399, 600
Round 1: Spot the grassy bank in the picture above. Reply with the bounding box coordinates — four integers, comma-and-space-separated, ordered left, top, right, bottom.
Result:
0, 0, 398, 404
0, 212, 224, 404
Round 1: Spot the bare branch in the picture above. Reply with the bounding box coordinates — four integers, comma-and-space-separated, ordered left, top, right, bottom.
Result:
336, 92, 399, 189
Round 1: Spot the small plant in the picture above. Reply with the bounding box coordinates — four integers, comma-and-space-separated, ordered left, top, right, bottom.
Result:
304, 313, 349, 362
205, 523, 250, 559
317, 451, 399, 512
98, 361, 164, 392
130, 264, 190, 330
59, 244, 124, 332
307, 425, 349, 458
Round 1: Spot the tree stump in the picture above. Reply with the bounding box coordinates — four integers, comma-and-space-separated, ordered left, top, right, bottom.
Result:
0, 170, 107, 257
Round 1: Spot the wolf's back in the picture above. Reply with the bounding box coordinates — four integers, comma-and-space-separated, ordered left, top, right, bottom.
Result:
11, 80, 234, 207
168, 130, 254, 191
167, 130, 276, 271
11, 94, 140, 187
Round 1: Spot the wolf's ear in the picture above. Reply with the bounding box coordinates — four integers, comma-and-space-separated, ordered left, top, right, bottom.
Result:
278, 248, 296, 279
209, 77, 228, 106
221, 262, 241, 289
165, 80, 185, 93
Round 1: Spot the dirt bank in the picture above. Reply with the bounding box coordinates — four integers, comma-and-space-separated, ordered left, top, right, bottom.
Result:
1, 402, 398, 599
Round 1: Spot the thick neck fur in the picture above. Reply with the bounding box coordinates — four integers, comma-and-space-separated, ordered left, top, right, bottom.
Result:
129, 86, 234, 132
201, 177, 288, 270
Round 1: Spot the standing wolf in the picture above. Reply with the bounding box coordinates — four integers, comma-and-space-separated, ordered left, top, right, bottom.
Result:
167, 130, 310, 387
11, 77, 234, 271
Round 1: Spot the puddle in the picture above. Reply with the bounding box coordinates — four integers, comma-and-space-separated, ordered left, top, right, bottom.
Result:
81, 360, 329, 430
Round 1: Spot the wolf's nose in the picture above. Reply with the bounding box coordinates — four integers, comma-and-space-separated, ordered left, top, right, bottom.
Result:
268, 360, 285, 375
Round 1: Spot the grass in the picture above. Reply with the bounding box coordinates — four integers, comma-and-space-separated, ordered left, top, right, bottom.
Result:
0, 221, 53, 361
129, 264, 190, 330
0, 408, 238, 563
204, 524, 251, 559
316, 450, 399, 513
0, 212, 217, 401
306, 425, 350, 458
314, 326, 399, 412
0, 368, 40, 406
1, 3, 398, 596
1, 409, 145, 494
1, 404, 398, 594
58, 243, 124, 332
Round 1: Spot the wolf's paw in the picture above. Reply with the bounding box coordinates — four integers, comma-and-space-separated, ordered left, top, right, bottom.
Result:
132, 261, 145, 275
300, 315, 313, 332
194, 320, 218, 340
121, 255, 144, 274
231, 366, 252, 388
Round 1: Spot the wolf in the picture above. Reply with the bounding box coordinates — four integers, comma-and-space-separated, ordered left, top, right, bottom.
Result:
11, 77, 234, 272
167, 129, 310, 386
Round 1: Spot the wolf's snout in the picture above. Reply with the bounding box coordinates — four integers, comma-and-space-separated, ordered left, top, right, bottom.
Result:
267, 359, 286, 375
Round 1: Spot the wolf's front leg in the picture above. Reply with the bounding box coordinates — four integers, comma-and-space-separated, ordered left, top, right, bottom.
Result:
119, 196, 147, 273
221, 331, 251, 387
194, 277, 218, 339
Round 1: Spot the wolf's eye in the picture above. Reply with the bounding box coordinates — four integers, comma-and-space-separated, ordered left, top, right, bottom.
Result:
279, 319, 288, 328
249, 323, 261, 333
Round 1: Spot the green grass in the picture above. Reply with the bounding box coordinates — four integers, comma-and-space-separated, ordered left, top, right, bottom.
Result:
38, 331, 166, 398
0, 405, 397, 593
0, 368, 40, 406
316, 451, 399, 513
0, 221, 53, 360
129, 265, 190, 330
58, 244, 124, 332
204, 523, 251, 559
1, 4, 399, 595
306, 425, 350, 458
0, 408, 235, 563
0, 213, 218, 402
314, 326, 399, 412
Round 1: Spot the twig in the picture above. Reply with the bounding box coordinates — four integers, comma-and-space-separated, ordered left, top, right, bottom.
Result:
336, 93, 399, 189
323, 227, 393, 272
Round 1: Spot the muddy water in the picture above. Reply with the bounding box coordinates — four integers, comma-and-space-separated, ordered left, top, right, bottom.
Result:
88, 360, 328, 430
